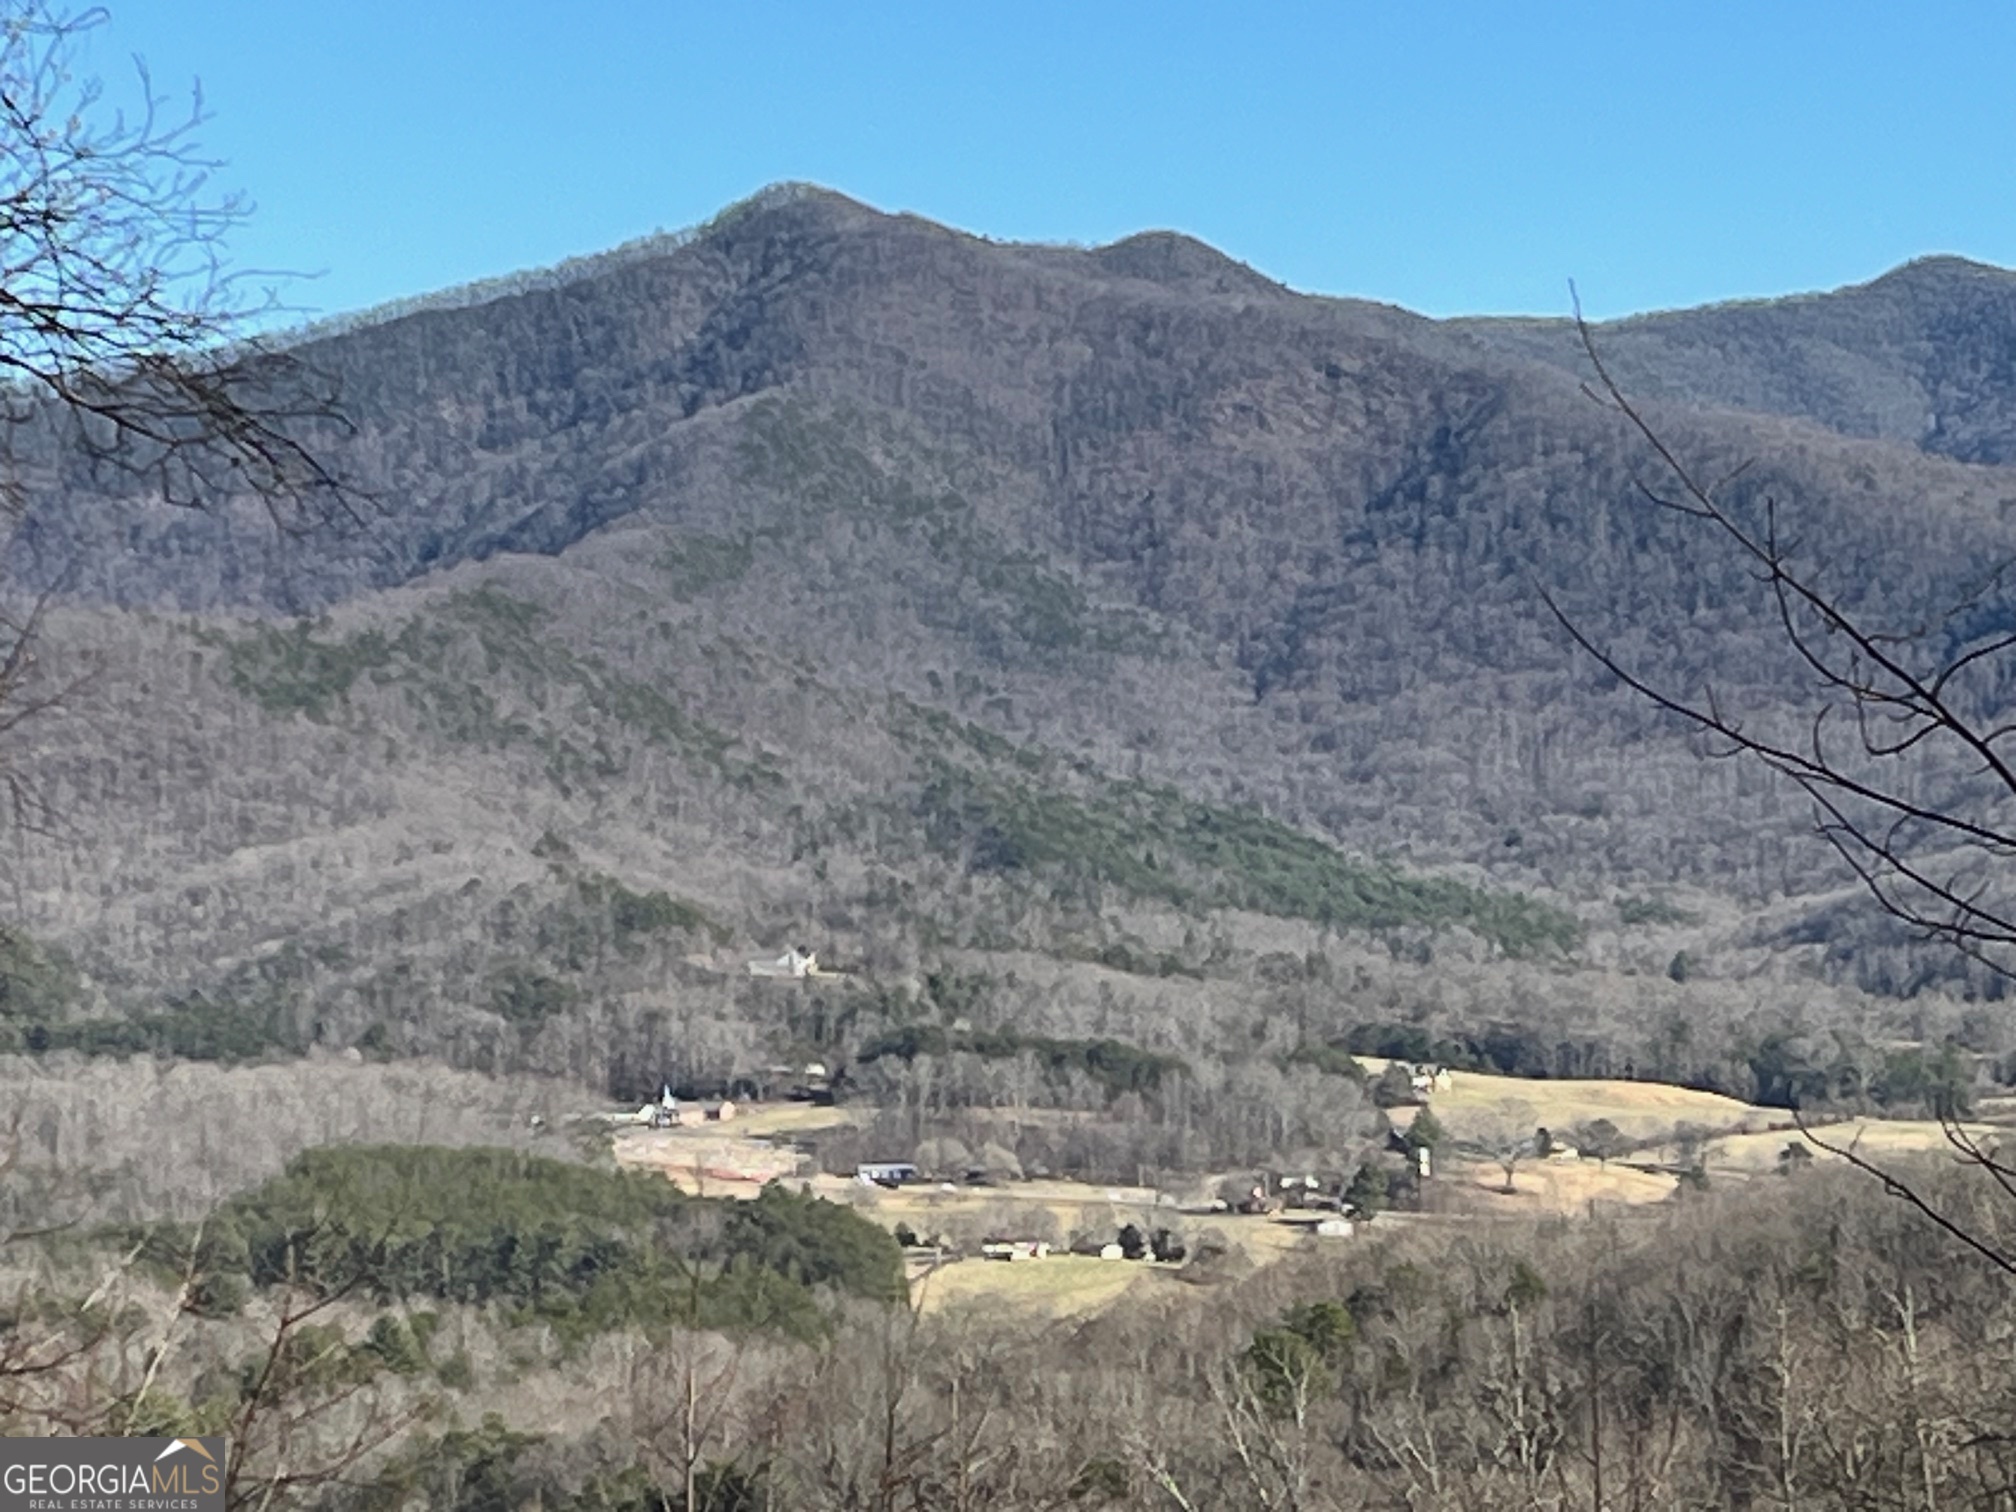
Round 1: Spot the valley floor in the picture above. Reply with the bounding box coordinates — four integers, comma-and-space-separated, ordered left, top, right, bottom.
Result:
607, 1066, 2006, 1318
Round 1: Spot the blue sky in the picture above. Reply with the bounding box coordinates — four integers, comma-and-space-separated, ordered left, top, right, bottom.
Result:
83, 2, 2016, 324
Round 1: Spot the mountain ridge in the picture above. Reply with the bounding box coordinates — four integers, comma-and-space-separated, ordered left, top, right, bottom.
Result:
8, 187, 2016, 1096
26, 184, 2010, 613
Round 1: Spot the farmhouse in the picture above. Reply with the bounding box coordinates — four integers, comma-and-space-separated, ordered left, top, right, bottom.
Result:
981, 1240, 1052, 1261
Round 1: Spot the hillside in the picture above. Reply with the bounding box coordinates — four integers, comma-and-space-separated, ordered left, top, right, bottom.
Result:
1454, 256, 2016, 463
6, 185, 2016, 1102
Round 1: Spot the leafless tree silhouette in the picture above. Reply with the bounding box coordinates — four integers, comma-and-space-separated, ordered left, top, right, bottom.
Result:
1541, 301, 2016, 982
0, 4, 356, 523
0, 1, 363, 830
1544, 294, 2016, 1267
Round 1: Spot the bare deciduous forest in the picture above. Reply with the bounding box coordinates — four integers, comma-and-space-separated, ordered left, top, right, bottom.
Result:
10, 60, 2016, 1502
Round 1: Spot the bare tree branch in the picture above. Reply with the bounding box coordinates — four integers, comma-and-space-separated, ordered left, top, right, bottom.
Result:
0, 2, 368, 823
1548, 289, 2016, 976
1556, 298, 2016, 1278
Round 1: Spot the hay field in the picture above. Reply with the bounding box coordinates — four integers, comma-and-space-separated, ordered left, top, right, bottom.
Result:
908, 1216, 1313, 1317
912, 1254, 1162, 1317
615, 1126, 1310, 1318
1705, 1119, 2000, 1176
1438, 1154, 1680, 1212
608, 1102, 866, 1187
719, 1103, 864, 1138
1376, 1061, 1772, 1142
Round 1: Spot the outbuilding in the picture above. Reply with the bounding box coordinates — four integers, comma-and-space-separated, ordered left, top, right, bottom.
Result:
856, 1162, 920, 1187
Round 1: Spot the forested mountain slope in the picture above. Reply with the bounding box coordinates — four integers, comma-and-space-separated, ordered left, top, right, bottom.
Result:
1454, 256, 2016, 463
8, 184, 2016, 1094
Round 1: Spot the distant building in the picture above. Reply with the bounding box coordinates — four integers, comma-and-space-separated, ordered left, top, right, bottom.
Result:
748, 946, 818, 979
981, 1240, 1052, 1261
1409, 1064, 1454, 1096
762, 1060, 833, 1101
1071, 1238, 1128, 1260
1237, 1185, 1280, 1216
1278, 1174, 1328, 1209
855, 1161, 920, 1188
648, 1083, 683, 1128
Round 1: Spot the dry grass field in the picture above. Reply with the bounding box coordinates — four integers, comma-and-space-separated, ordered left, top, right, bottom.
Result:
713, 1104, 865, 1138
907, 1212, 1323, 1315
606, 1103, 865, 1189
911, 1254, 1165, 1318
830, 1173, 1199, 1291
610, 1128, 805, 1190
607, 1068, 1999, 1320
1371, 1059, 1773, 1143
1704, 1118, 2000, 1176
1407, 1074, 2003, 1213
609, 1116, 1331, 1314
1437, 1154, 1681, 1212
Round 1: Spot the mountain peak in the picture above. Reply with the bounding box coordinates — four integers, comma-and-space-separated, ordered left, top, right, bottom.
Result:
696, 181, 882, 236
1875, 252, 2004, 281
1858, 253, 2015, 301
1089, 229, 1285, 298
282, 183, 883, 345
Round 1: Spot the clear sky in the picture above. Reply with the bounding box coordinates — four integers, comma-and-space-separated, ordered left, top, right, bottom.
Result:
78, 1, 2016, 325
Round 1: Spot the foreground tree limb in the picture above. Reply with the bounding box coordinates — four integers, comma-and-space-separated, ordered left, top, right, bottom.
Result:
0, 2, 360, 530
1540, 290, 2016, 979
1793, 1109, 2016, 1279
1549, 294, 2016, 1274
0, 2, 368, 843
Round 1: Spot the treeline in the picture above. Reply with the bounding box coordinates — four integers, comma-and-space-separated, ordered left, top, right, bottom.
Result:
362, 1161, 2016, 1509
0, 848, 738, 1077
16, 571, 1995, 1126
12, 900, 1995, 1135
128, 1146, 901, 1344
855, 1023, 1185, 1098
834, 1056, 1383, 1186
1123, 1164, 2016, 1510
0, 930, 301, 1062
0, 930, 80, 1048
207, 588, 782, 792
1335, 1014, 1988, 1113
18, 1147, 2016, 1509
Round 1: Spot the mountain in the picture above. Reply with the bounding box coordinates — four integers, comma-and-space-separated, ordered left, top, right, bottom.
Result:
1453, 256, 2016, 464
7, 185, 2015, 1098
